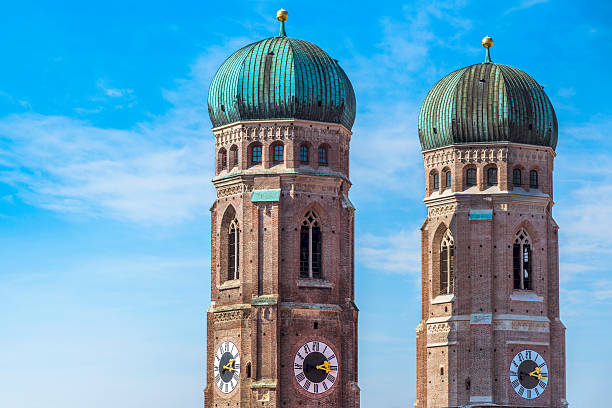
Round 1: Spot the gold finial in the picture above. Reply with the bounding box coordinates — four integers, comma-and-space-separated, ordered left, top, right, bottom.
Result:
482, 35, 494, 49
276, 8, 289, 22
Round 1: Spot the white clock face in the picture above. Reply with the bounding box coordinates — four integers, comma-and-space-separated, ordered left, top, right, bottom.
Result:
293, 340, 338, 394
214, 340, 240, 394
509, 349, 548, 399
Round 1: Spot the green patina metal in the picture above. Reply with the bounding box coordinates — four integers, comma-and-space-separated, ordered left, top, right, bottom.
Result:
418, 59, 558, 151
208, 26, 356, 130
251, 189, 281, 202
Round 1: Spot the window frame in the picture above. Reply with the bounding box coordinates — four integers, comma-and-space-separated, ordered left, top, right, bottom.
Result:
513, 168, 522, 187
318, 146, 328, 167
466, 168, 477, 187
272, 143, 284, 165
300, 144, 309, 165
487, 166, 498, 186
439, 230, 455, 295
513, 228, 533, 290
228, 217, 240, 281
529, 170, 539, 188
250, 144, 262, 166
300, 211, 322, 279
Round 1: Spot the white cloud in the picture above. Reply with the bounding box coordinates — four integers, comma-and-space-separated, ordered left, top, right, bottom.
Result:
96, 79, 134, 99
357, 229, 421, 274
0, 41, 255, 225
505, 0, 549, 15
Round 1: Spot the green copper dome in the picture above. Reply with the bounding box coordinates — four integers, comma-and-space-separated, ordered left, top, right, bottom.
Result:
208, 28, 356, 130
418, 59, 558, 151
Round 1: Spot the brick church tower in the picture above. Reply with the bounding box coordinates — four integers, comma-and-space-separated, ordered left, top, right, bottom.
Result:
414, 37, 568, 408
203, 10, 359, 408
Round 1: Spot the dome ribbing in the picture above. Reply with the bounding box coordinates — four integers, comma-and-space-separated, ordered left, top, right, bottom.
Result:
208, 35, 356, 130
418, 62, 558, 151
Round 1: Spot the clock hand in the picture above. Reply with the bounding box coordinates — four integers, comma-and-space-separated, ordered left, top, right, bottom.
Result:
528, 368, 546, 380
315, 361, 336, 374
223, 359, 237, 372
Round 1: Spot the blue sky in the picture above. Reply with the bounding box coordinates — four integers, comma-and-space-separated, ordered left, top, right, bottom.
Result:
1, 0, 611, 406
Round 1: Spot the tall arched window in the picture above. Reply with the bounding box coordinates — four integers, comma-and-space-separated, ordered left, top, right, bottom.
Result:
445, 171, 452, 191
300, 211, 322, 279
440, 230, 455, 295
230, 145, 238, 169
513, 168, 522, 186
318, 147, 328, 166
433, 172, 440, 191
228, 217, 239, 280
513, 229, 532, 290
218, 148, 227, 172
530, 170, 538, 188
487, 167, 498, 186
466, 168, 477, 187
300, 144, 309, 164
272, 143, 283, 165
250, 144, 262, 166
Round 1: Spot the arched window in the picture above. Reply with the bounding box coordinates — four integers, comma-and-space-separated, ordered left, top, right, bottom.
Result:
300, 211, 322, 279
272, 143, 284, 165
466, 168, 477, 187
250, 144, 262, 166
513, 229, 532, 290
300, 144, 309, 164
230, 145, 238, 169
228, 217, 239, 280
530, 170, 538, 188
433, 172, 440, 191
487, 167, 498, 186
440, 230, 454, 295
513, 168, 522, 186
218, 148, 227, 172
445, 171, 452, 191
318, 146, 328, 166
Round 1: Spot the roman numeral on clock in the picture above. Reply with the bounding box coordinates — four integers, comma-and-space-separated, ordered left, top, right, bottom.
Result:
509, 370, 517, 377
296, 372, 305, 382
322, 382, 328, 391
539, 380, 547, 389
518, 386, 525, 396
303, 380, 311, 391
233, 371, 239, 381
294, 363, 303, 370
539, 362, 547, 369
312, 341, 319, 351
303, 344, 310, 354
525, 351, 532, 360
327, 373, 336, 383
511, 379, 519, 388
327, 353, 336, 361
313, 383, 318, 393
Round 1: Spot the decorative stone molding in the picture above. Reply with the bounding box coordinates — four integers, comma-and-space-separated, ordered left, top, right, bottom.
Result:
427, 204, 457, 218
213, 309, 250, 322
216, 183, 253, 198
427, 322, 454, 334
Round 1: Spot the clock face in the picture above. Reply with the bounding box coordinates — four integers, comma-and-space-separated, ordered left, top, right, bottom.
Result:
214, 340, 240, 394
509, 349, 548, 399
293, 340, 338, 394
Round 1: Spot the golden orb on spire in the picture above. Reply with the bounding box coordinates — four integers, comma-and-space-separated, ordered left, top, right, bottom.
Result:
482, 35, 494, 49
276, 8, 289, 22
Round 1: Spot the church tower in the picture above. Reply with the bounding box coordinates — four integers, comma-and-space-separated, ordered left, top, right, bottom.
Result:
415, 37, 568, 408
204, 10, 359, 408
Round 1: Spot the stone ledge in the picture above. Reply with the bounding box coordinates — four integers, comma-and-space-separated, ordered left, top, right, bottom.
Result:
510, 291, 544, 302
250, 379, 277, 389
431, 294, 455, 304
280, 302, 342, 311
218, 280, 240, 291
297, 279, 333, 289
251, 294, 278, 306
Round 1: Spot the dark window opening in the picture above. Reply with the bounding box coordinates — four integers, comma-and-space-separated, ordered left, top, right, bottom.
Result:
228, 219, 239, 280
251, 145, 262, 165
513, 229, 532, 290
219, 149, 227, 171
487, 167, 498, 186
246, 363, 251, 378
433, 173, 439, 191
466, 168, 477, 187
300, 145, 309, 164
318, 147, 328, 166
230, 145, 238, 168
445, 171, 451, 190
300, 211, 322, 279
530, 170, 538, 188
314, 321, 318, 330
440, 230, 454, 295
273, 144, 283, 164
513, 168, 522, 186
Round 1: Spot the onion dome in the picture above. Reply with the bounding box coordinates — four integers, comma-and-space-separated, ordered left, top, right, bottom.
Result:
418, 36, 558, 151
208, 9, 356, 130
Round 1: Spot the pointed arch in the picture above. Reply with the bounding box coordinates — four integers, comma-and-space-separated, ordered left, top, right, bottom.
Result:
300, 209, 322, 279
220, 205, 239, 282
439, 229, 455, 295
513, 228, 532, 290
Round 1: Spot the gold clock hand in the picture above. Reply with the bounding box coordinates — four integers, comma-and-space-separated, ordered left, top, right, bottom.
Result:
315, 361, 336, 374
223, 358, 236, 372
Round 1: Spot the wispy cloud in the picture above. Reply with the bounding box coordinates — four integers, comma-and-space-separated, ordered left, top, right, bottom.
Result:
504, 0, 549, 15
96, 79, 134, 99
0, 41, 252, 225
357, 229, 421, 274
